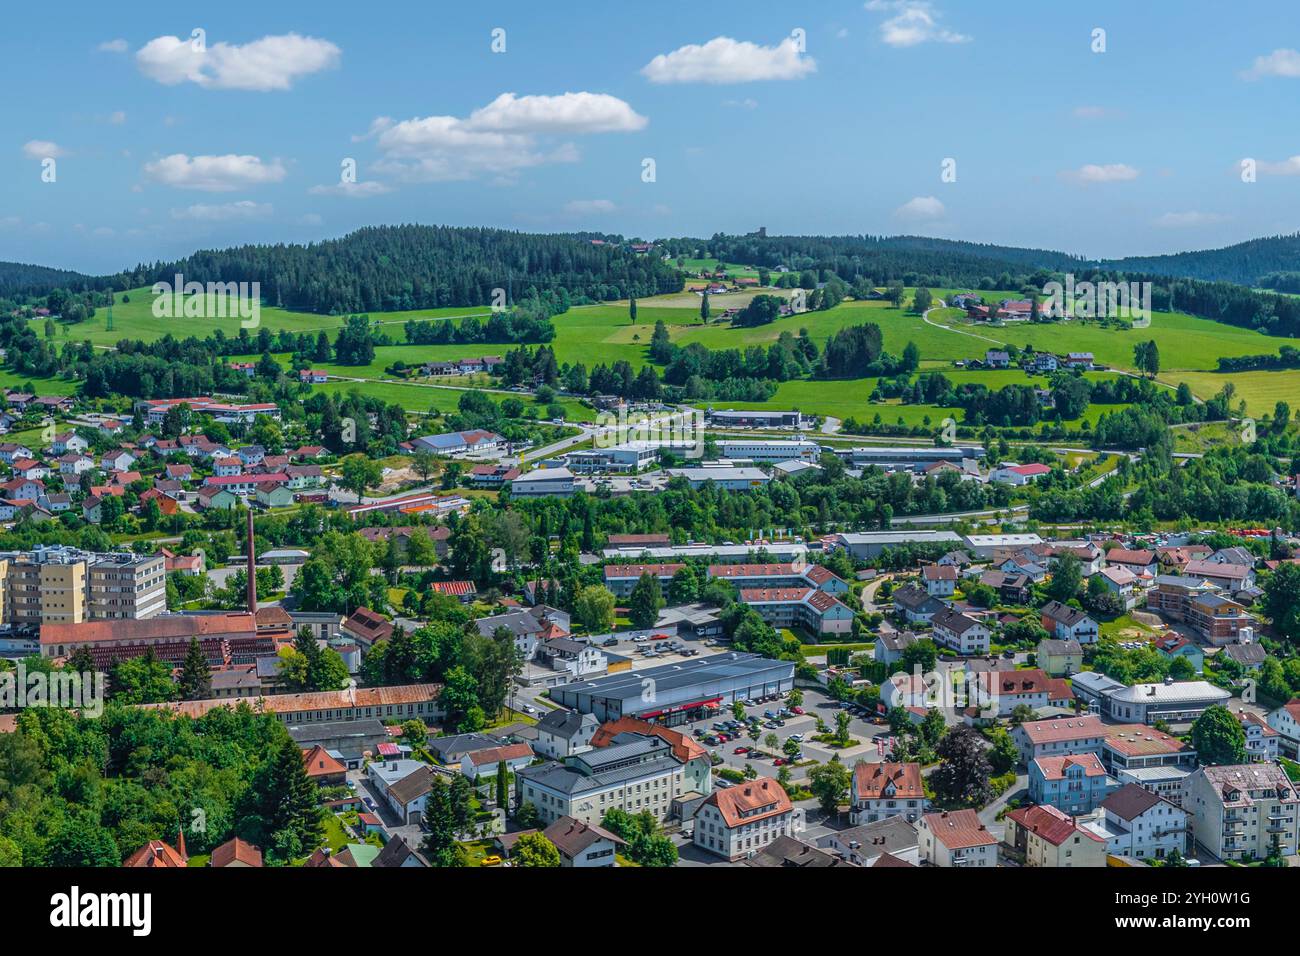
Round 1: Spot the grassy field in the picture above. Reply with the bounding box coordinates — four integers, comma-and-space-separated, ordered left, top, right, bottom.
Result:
34, 287, 491, 350
1169, 369, 1300, 418
22, 280, 1300, 425
719, 369, 1128, 428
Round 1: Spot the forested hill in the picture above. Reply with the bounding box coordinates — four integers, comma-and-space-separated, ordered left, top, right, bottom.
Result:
668, 232, 1300, 289
1103, 234, 1300, 286
0, 260, 106, 297
660, 234, 1071, 287
120, 225, 685, 315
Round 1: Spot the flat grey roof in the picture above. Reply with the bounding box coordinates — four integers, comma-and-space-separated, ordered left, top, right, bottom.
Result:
552, 652, 794, 704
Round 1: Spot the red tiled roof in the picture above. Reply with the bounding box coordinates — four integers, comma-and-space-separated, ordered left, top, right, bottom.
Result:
1031, 752, 1108, 781
921, 809, 997, 850
210, 837, 263, 867
1006, 804, 1103, 847
302, 744, 346, 778
701, 777, 792, 829
590, 716, 707, 762
853, 761, 924, 801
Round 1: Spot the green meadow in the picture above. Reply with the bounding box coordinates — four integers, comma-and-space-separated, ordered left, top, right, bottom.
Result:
19, 280, 1300, 425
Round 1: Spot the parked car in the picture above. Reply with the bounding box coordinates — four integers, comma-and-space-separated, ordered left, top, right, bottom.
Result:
791, 706, 804, 715
733, 746, 749, 755
481, 855, 503, 867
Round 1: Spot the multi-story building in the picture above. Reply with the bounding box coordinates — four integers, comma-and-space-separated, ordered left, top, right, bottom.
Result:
1183, 593, 1255, 646
515, 734, 692, 827
1013, 715, 1107, 766
3, 547, 166, 626
86, 553, 167, 621
930, 607, 991, 655
1267, 699, 1300, 758
738, 587, 854, 636
1102, 724, 1196, 805
602, 563, 685, 598
850, 762, 928, 824
1240, 711, 1280, 762
1004, 804, 1107, 867
1186, 763, 1300, 862
714, 440, 820, 463
1104, 679, 1231, 725
694, 777, 798, 861
1028, 753, 1119, 813
1080, 784, 1188, 862
707, 563, 848, 595
1147, 574, 1223, 625
1040, 601, 1099, 644
918, 809, 997, 867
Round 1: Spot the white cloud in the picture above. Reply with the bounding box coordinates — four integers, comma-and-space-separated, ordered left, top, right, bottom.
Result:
1242, 48, 1300, 79
109, 111, 127, 125
170, 200, 273, 221
836, 28, 850, 39
143, 153, 287, 191
467, 92, 646, 133
563, 199, 617, 216
866, 2, 970, 47
893, 195, 946, 221
1153, 211, 1228, 228
300, 213, 324, 226
641, 36, 815, 84
98, 39, 128, 53
366, 92, 643, 183
22, 140, 65, 159
1061, 163, 1139, 184
135, 32, 340, 91
1073, 105, 1111, 119
308, 180, 393, 198
723, 97, 759, 109
1257, 156, 1300, 175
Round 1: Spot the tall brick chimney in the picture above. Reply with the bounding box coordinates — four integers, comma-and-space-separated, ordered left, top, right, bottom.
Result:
246, 509, 257, 616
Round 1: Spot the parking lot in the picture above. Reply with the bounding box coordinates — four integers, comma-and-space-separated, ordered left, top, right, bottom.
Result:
672, 684, 894, 782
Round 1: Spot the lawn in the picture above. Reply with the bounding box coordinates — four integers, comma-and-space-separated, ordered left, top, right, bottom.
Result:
717, 370, 1128, 428
33, 287, 491, 350
24, 282, 1300, 427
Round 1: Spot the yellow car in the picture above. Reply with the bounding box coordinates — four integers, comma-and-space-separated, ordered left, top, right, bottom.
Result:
480, 855, 503, 866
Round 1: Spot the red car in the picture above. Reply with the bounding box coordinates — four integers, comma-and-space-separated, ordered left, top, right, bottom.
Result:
790, 706, 804, 715
717, 733, 730, 743
773, 757, 787, 766
733, 746, 749, 755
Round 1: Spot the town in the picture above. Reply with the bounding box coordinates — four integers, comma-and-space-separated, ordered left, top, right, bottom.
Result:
3, 3, 1298, 937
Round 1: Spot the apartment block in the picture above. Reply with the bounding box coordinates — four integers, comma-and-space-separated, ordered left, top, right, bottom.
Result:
1186, 763, 1300, 862
3, 547, 166, 626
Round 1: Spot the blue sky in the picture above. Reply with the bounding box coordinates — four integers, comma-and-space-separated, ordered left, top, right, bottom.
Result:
4, 0, 1300, 273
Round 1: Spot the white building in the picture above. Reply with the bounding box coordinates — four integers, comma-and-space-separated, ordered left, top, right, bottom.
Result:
1079, 783, 1188, 862
509, 467, 576, 498
664, 466, 771, 491
715, 440, 821, 463
1185, 763, 1300, 862
693, 777, 798, 862
918, 809, 997, 867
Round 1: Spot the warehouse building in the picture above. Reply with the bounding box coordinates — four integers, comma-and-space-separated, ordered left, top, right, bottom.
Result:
550, 652, 796, 726
829, 530, 963, 560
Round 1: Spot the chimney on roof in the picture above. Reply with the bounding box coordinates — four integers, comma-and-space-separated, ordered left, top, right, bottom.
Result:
246, 508, 257, 616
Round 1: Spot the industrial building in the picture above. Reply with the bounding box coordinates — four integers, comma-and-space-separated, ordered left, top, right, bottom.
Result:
830, 530, 963, 560
549, 652, 796, 726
